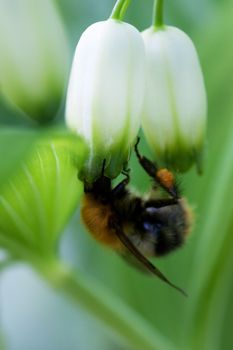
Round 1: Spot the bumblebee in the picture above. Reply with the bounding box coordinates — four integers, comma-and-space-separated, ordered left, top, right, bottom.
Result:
81, 139, 192, 296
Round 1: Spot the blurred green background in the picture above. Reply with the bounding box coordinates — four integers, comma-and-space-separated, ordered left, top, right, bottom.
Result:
1, 0, 233, 349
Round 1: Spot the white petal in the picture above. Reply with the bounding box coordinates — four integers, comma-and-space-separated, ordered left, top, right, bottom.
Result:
0, 0, 69, 111
142, 26, 207, 153
66, 19, 145, 151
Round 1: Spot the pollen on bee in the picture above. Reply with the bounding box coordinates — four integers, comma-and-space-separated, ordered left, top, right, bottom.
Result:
81, 194, 123, 250
156, 168, 175, 190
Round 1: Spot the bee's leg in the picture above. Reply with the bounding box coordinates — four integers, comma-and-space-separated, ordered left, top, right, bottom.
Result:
111, 172, 130, 198
145, 198, 179, 209
134, 137, 179, 199
121, 167, 130, 181
100, 159, 107, 177
134, 137, 158, 175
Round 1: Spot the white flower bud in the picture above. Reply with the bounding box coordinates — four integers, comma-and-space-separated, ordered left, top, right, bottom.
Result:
0, 0, 69, 122
65, 19, 145, 182
141, 26, 207, 172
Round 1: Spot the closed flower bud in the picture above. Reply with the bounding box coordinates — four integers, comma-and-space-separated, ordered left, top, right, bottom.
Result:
65, 18, 145, 182
0, 0, 69, 123
142, 26, 207, 173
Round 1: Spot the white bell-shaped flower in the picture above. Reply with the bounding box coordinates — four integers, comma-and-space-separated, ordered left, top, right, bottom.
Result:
0, 0, 69, 122
65, 19, 145, 182
142, 26, 207, 172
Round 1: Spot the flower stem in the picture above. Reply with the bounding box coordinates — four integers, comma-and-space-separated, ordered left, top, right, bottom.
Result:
0, 332, 6, 350
152, 0, 164, 29
183, 114, 233, 349
119, 0, 131, 20
35, 258, 176, 350
110, 0, 131, 20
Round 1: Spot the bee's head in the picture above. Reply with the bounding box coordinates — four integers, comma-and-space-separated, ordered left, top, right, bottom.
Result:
84, 176, 112, 200
139, 199, 192, 256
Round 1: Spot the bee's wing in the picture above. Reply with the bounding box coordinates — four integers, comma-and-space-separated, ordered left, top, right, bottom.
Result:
113, 223, 187, 297
120, 250, 153, 273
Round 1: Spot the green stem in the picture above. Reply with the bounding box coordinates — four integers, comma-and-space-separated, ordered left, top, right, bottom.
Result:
119, 0, 131, 19
152, 0, 164, 28
183, 108, 233, 349
36, 258, 176, 350
110, 0, 131, 20
0, 332, 6, 350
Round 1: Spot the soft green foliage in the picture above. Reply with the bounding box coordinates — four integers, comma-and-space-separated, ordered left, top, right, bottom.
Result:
1, 1, 233, 350
0, 133, 87, 261
0, 129, 38, 187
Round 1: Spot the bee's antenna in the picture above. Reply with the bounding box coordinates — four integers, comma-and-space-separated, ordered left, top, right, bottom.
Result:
134, 136, 142, 161
101, 159, 106, 177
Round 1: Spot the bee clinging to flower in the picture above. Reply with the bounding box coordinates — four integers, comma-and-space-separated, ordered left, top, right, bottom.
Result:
64, 0, 205, 297
81, 139, 192, 296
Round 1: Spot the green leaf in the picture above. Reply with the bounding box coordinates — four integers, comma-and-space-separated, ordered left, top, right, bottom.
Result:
0, 133, 87, 260
0, 128, 38, 187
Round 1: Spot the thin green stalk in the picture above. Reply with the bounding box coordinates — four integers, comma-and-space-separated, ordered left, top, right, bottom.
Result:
183, 108, 233, 349
35, 258, 176, 350
185, 219, 233, 350
119, 0, 131, 20
0, 332, 6, 350
152, 0, 164, 29
110, 0, 131, 20
196, 228, 233, 350
190, 117, 233, 290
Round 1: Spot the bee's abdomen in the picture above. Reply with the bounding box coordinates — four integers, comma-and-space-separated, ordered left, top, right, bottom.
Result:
81, 194, 122, 250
